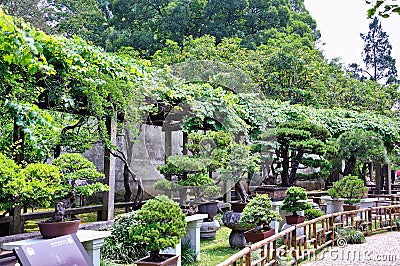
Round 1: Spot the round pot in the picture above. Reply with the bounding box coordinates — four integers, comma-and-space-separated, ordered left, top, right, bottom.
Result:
37, 219, 81, 238
198, 201, 218, 220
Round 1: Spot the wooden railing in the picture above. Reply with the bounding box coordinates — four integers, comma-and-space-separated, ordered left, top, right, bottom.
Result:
218, 204, 400, 266
0, 201, 141, 236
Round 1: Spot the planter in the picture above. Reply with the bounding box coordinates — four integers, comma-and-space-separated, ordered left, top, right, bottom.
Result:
285, 215, 305, 225
135, 254, 180, 266
251, 185, 288, 201
343, 204, 360, 211
230, 201, 248, 213
198, 201, 218, 220
37, 219, 80, 238
243, 228, 275, 243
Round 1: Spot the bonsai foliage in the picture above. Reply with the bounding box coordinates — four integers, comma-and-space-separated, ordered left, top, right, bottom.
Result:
328, 175, 368, 204
130, 195, 187, 260
281, 187, 312, 216
259, 121, 333, 186
239, 194, 282, 232
0, 153, 62, 213
51, 153, 109, 198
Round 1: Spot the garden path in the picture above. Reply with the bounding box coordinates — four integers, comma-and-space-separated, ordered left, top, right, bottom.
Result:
300, 232, 400, 266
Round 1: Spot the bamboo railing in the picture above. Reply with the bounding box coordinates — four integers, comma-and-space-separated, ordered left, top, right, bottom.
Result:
218, 204, 400, 266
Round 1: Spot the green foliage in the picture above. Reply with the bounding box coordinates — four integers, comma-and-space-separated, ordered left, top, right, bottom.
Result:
335, 228, 366, 244
130, 195, 187, 256
101, 212, 147, 264
0, 153, 23, 211
203, 185, 221, 199
21, 162, 64, 208
154, 179, 176, 191
304, 209, 324, 221
360, 17, 397, 83
239, 194, 282, 230
328, 175, 368, 202
52, 153, 105, 182
181, 242, 198, 266
367, 0, 400, 18
280, 187, 312, 215
337, 129, 388, 176
178, 173, 214, 186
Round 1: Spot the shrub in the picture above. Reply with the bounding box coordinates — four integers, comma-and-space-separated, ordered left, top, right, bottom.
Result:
239, 194, 282, 232
281, 186, 312, 215
328, 175, 367, 204
304, 209, 324, 221
101, 212, 147, 264
130, 195, 187, 260
0, 153, 23, 211
335, 228, 366, 244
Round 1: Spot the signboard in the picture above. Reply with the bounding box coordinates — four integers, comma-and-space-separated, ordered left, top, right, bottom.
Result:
13, 234, 92, 266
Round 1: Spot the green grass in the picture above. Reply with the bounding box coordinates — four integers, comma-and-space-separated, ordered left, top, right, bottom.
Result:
197, 226, 241, 266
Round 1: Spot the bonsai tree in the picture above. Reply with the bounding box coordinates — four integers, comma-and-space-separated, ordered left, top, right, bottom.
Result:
130, 195, 187, 263
238, 194, 282, 233
328, 175, 368, 205
0, 153, 63, 214
281, 186, 312, 216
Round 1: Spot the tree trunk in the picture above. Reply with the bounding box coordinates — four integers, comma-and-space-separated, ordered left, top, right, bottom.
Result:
289, 150, 304, 184
235, 181, 249, 203
13, 118, 24, 164
281, 146, 290, 187
343, 155, 356, 176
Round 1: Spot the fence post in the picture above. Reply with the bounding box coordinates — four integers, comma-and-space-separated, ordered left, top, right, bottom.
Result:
291, 227, 297, 263
367, 208, 372, 235
329, 215, 334, 247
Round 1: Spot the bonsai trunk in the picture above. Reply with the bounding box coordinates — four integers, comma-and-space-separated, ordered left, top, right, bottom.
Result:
288, 150, 304, 184
344, 155, 356, 176
281, 146, 290, 187
235, 181, 249, 203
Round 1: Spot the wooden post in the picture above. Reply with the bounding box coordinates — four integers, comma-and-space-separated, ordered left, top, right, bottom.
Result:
102, 112, 117, 221
165, 129, 172, 159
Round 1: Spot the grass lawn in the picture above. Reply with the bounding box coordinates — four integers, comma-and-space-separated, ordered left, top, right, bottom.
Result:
197, 226, 241, 266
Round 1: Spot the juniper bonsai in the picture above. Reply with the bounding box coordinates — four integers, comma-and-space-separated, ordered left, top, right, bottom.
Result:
281, 186, 312, 216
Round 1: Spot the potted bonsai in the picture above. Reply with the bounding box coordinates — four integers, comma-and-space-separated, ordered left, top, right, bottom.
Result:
281, 186, 312, 225
328, 175, 367, 211
37, 153, 109, 238
238, 194, 282, 243
130, 195, 187, 266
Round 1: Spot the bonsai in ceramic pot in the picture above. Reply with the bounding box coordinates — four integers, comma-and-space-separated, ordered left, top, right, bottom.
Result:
281, 186, 312, 225
238, 194, 282, 243
130, 195, 187, 266
328, 175, 367, 211
38, 153, 109, 238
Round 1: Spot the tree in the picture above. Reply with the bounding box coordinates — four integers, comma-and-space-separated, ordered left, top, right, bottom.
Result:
360, 17, 397, 84
366, 0, 400, 18
337, 129, 388, 176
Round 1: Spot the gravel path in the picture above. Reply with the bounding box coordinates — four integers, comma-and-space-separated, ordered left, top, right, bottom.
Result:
300, 232, 400, 266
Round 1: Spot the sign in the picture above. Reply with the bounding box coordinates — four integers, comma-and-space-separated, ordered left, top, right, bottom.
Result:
13, 234, 92, 266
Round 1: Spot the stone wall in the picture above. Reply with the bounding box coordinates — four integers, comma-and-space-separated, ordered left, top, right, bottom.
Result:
83, 124, 183, 200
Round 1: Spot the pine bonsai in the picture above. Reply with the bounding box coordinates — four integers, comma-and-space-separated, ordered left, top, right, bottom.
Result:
239, 194, 282, 232
281, 186, 312, 216
130, 195, 187, 262
328, 175, 367, 205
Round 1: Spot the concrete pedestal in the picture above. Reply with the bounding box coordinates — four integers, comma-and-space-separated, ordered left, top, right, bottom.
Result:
360, 198, 379, 209
162, 213, 208, 265
321, 196, 344, 213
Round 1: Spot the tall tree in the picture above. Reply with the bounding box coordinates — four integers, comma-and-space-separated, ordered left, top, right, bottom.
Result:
360, 17, 397, 84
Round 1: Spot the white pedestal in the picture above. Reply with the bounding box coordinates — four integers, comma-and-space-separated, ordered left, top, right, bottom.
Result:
271, 201, 284, 233
2, 230, 111, 266
360, 198, 379, 209
321, 196, 344, 213
161, 213, 207, 265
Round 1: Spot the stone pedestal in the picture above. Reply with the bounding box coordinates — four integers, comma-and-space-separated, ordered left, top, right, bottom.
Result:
162, 213, 207, 265
360, 198, 379, 209
321, 196, 344, 213
222, 211, 249, 248
200, 220, 220, 239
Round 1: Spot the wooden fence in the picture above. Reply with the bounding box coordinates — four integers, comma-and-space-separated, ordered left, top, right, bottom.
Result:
217, 204, 400, 266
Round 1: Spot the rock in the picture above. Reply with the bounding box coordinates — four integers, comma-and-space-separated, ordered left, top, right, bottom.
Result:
222, 211, 250, 231
229, 230, 248, 248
